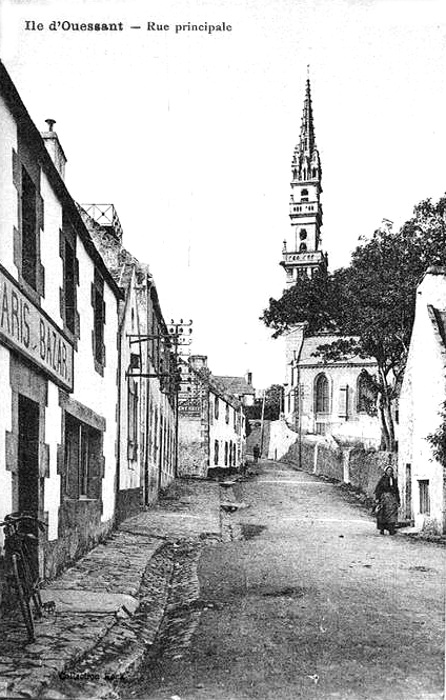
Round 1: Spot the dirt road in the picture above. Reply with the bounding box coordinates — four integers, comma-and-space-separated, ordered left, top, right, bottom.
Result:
125, 461, 445, 700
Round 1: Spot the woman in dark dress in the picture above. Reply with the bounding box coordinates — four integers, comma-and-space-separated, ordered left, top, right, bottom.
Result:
374, 466, 400, 535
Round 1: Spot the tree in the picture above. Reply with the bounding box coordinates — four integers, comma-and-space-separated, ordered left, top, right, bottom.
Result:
427, 402, 446, 468
245, 384, 284, 421
261, 195, 446, 450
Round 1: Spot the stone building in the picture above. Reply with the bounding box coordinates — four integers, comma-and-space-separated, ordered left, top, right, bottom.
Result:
281, 77, 380, 447
0, 62, 121, 578
398, 267, 446, 534
284, 324, 380, 445
80, 204, 177, 518
178, 356, 246, 476
213, 372, 256, 407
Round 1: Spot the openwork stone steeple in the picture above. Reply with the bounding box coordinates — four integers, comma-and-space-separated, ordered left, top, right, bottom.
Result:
281, 75, 327, 285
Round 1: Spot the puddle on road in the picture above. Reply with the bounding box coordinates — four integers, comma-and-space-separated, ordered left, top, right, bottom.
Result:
240, 523, 267, 540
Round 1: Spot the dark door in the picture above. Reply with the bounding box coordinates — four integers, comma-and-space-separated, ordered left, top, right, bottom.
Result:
18, 394, 40, 517
18, 394, 40, 572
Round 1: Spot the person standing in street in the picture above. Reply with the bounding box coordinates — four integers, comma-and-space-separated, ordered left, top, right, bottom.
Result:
374, 465, 400, 535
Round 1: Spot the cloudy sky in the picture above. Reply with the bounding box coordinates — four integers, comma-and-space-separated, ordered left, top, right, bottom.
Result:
1, 0, 446, 391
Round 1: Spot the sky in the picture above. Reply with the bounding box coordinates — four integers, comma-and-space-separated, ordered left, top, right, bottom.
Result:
1, 0, 446, 392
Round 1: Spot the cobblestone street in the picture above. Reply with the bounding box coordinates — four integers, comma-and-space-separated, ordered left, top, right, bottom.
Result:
1, 464, 444, 700
0, 480, 220, 699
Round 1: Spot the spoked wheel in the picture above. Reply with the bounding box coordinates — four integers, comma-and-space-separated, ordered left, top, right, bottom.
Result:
12, 553, 35, 643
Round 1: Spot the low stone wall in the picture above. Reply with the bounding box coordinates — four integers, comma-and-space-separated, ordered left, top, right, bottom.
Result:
281, 436, 396, 499
316, 443, 343, 481
349, 448, 395, 498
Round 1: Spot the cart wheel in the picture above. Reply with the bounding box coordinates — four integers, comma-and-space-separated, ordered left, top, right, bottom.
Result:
12, 553, 35, 643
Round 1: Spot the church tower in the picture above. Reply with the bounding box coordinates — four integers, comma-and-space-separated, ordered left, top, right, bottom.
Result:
281, 76, 327, 285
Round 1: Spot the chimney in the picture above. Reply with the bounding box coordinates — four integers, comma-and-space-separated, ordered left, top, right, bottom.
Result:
41, 119, 67, 180
246, 370, 253, 386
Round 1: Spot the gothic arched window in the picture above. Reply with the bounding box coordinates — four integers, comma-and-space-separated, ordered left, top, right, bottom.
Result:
315, 374, 329, 414
301, 188, 309, 202
299, 242, 307, 252
300, 229, 307, 240
357, 371, 375, 413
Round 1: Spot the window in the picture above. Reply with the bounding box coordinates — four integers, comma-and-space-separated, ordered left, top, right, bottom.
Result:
299, 229, 307, 240
214, 440, 219, 465
299, 242, 307, 252
357, 371, 376, 413
64, 413, 102, 500
419, 480, 430, 515
92, 270, 106, 370
214, 397, 219, 420
315, 374, 329, 413
225, 403, 230, 424
316, 422, 327, 436
128, 379, 139, 461
301, 188, 309, 202
224, 441, 228, 466
21, 166, 38, 288
312, 168, 317, 178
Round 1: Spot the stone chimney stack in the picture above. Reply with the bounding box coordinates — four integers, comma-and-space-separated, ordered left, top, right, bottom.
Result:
41, 119, 67, 180
246, 371, 253, 386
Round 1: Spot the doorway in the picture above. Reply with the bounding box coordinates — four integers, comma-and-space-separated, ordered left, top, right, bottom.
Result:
18, 394, 40, 517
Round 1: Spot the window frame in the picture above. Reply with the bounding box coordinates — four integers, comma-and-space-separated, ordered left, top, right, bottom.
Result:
315, 374, 329, 414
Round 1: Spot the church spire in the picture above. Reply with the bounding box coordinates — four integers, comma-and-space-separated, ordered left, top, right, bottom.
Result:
281, 74, 327, 285
292, 75, 321, 183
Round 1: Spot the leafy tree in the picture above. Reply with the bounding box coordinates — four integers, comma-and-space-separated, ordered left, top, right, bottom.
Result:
245, 384, 284, 421
427, 402, 446, 467
262, 195, 446, 450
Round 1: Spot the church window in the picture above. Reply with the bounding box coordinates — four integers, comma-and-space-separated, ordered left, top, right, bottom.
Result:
315, 374, 329, 414
293, 169, 298, 179
299, 242, 307, 252
312, 168, 317, 178
301, 188, 309, 202
356, 371, 376, 413
300, 229, 307, 240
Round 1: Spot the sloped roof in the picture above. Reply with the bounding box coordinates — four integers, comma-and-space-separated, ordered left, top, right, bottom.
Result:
213, 376, 255, 396
427, 305, 446, 365
297, 334, 376, 367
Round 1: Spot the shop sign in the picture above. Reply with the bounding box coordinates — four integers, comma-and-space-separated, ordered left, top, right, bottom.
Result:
0, 264, 74, 391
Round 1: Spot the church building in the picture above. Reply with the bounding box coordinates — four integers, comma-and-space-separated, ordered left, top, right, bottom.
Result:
282, 77, 380, 447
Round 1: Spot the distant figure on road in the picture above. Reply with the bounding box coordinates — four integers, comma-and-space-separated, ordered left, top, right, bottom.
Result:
374, 466, 400, 535
253, 445, 260, 464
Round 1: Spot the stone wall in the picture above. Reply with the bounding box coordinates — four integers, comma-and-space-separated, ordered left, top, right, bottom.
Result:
178, 416, 208, 477
282, 436, 396, 499
349, 448, 395, 498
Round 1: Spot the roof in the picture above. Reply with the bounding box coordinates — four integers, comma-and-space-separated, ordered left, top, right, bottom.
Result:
427, 305, 446, 364
182, 361, 242, 410
0, 61, 123, 301
297, 334, 376, 367
213, 376, 255, 396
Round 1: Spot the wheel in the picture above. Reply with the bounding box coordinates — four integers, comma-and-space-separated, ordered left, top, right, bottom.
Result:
12, 553, 35, 643
20, 538, 43, 618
